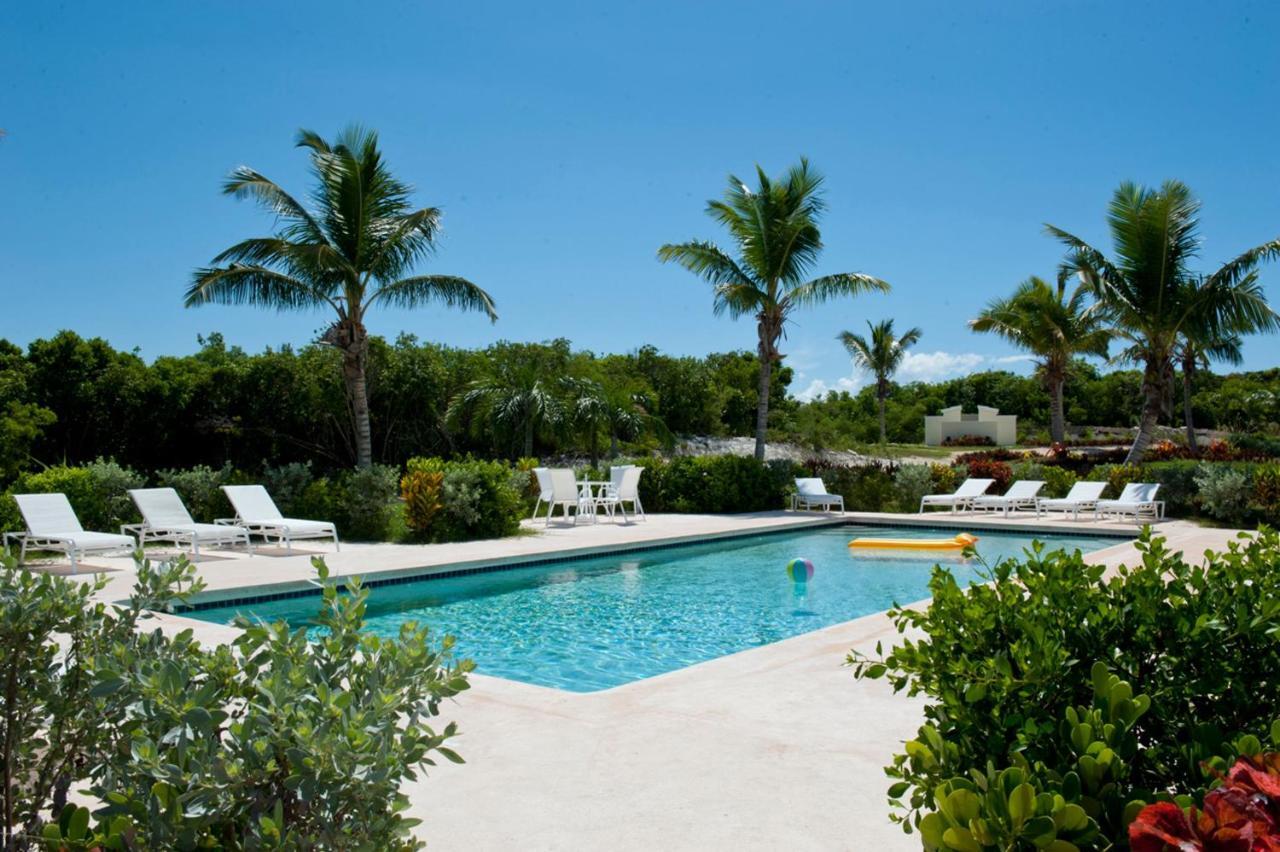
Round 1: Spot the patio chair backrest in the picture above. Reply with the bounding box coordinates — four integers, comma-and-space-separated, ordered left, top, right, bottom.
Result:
955, 478, 995, 497
1115, 482, 1159, 503
533, 467, 553, 500
129, 488, 196, 527
14, 493, 84, 535
222, 485, 283, 521
549, 468, 579, 501
610, 465, 634, 491
1003, 480, 1045, 499
795, 478, 828, 497
615, 466, 643, 501
1063, 481, 1107, 501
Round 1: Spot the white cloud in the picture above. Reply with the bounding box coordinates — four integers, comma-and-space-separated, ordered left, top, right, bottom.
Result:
792, 350, 1036, 401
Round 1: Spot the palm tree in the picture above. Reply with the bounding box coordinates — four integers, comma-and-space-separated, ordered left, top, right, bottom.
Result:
1047, 180, 1280, 462
837, 319, 921, 444
448, 367, 562, 458
186, 126, 497, 468
969, 277, 1111, 444
562, 378, 610, 467
658, 159, 889, 461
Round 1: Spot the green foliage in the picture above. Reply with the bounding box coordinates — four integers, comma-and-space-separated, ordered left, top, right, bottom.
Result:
260, 460, 315, 516
894, 464, 935, 512
851, 529, 1280, 848
403, 457, 523, 542
1195, 462, 1252, 525
331, 464, 404, 541
0, 401, 55, 484
6, 459, 145, 532
635, 455, 796, 513
1040, 465, 1078, 499
1, 549, 470, 849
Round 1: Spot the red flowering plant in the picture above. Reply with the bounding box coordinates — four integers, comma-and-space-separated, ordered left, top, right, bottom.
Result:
1130, 753, 1280, 851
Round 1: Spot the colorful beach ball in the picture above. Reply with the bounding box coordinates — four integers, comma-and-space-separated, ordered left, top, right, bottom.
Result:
786, 557, 815, 583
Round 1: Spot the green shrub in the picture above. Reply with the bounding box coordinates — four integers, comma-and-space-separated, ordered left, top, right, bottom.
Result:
331, 464, 404, 541
1040, 464, 1077, 499
929, 463, 959, 494
0, 548, 471, 849
261, 460, 315, 516
894, 464, 934, 512
851, 529, 1280, 847
404, 457, 523, 542
637, 455, 795, 513
155, 461, 238, 520
1195, 462, 1252, 525
1008, 459, 1047, 485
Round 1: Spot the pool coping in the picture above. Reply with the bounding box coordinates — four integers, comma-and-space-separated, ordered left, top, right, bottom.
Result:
171, 513, 1136, 613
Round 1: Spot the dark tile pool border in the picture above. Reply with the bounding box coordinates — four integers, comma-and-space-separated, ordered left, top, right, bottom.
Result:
174, 519, 1133, 614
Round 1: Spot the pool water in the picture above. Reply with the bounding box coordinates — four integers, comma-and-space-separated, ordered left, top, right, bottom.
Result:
186, 526, 1121, 692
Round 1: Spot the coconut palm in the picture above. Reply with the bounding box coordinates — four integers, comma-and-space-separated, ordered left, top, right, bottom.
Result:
448, 367, 562, 458
186, 126, 497, 468
1047, 180, 1280, 462
969, 277, 1111, 443
658, 158, 889, 460
837, 319, 921, 444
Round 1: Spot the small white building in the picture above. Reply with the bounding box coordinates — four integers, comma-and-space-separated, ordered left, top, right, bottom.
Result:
924, 405, 1017, 446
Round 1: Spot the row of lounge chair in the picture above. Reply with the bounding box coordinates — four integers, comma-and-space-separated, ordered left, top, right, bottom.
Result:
919, 478, 1165, 522
3, 485, 339, 573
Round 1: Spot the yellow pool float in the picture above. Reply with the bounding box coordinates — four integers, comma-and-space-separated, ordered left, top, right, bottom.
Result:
848, 532, 978, 550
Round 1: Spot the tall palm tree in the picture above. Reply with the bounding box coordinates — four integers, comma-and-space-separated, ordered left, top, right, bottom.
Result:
658, 159, 889, 460
562, 378, 610, 467
186, 126, 497, 468
837, 319, 921, 444
969, 277, 1111, 443
447, 367, 562, 459
1047, 180, 1280, 462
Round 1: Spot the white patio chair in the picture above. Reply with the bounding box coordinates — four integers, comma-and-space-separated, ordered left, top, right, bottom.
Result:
602, 466, 645, 521
220, 485, 339, 554
126, 487, 253, 557
971, 480, 1045, 516
531, 467, 553, 520
919, 478, 995, 513
4, 493, 136, 574
1095, 483, 1164, 523
1035, 481, 1107, 521
545, 468, 591, 526
792, 478, 844, 513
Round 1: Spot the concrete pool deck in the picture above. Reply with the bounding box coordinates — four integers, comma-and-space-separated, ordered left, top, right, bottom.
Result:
21, 511, 1249, 850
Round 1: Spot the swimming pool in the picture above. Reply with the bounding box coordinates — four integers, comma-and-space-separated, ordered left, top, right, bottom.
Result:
185, 525, 1122, 692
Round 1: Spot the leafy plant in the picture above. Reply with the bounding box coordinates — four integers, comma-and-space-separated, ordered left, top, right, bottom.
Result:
404, 457, 523, 542
1194, 463, 1252, 525
155, 461, 238, 520
851, 529, 1280, 847
894, 464, 935, 513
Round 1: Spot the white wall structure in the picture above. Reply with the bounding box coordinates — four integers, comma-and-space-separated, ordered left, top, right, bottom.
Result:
923, 405, 1017, 446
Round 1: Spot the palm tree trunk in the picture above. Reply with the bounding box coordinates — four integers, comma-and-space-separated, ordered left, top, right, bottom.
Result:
523, 418, 534, 458
609, 432, 619, 459
589, 430, 599, 468
1182, 358, 1199, 454
1125, 361, 1165, 464
338, 320, 373, 468
1049, 375, 1066, 444
754, 354, 772, 462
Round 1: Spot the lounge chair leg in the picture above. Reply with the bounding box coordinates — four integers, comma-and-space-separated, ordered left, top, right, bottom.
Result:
69, 549, 78, 575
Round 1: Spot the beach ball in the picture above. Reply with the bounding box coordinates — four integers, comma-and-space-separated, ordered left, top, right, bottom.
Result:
786, 557, 815, 583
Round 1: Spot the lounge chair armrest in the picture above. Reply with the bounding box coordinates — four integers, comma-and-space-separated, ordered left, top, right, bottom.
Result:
214, 517, 242, 526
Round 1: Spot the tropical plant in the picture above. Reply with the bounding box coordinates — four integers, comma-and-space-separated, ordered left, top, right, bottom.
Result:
186, 125, 497, 468
1046, 180, 1280, 461
970, 276, 1111, 443
562, 378, 610, 467
838, 319, 922, 443
658, 158, 890, 460
448, 366, 562, 458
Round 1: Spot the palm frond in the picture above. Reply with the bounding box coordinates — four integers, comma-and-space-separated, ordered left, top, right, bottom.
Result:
185, 265, 339, 313
371, 275, 498, 320
787, 273, 890, 308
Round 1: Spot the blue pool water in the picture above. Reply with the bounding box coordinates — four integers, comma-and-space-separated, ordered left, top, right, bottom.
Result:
186, 526, 1120, 692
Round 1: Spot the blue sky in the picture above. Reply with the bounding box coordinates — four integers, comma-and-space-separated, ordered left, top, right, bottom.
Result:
3, 1, 1278, 399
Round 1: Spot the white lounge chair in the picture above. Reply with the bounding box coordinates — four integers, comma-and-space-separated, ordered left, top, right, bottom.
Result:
545, 468, 591, 526
972, 480, 1045, 516
126, 487, 253, 557
220, 485, 339, 554
4, 493, 136, 574
919, 478, 995, 513
601, 466, 645, 521
1095, 483, 1164, 523
792, 478, 845, 513
1035, 481, 1107, 521
531, 467, 554, 520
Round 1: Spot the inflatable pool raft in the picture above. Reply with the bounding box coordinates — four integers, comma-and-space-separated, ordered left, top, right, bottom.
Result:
848, 532, 978, 550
